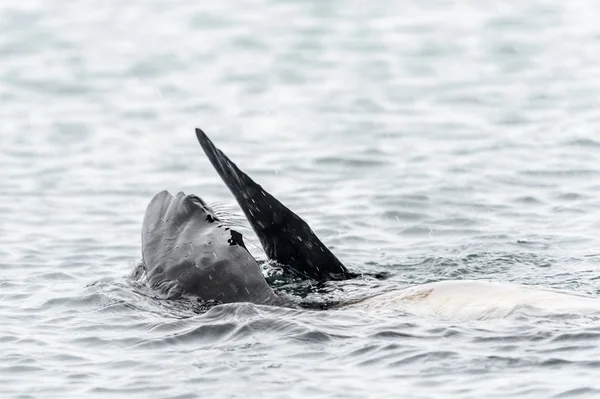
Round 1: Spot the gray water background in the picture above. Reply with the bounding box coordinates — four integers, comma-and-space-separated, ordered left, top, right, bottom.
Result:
2, 0, 600, 397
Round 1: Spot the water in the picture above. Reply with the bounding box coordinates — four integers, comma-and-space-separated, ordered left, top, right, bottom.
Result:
2, 0, 600, 397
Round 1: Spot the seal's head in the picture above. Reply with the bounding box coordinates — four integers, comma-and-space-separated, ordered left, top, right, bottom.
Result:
141, 190, 279, 304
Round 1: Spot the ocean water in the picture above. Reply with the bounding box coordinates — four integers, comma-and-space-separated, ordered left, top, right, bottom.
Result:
2, 0, 600, 397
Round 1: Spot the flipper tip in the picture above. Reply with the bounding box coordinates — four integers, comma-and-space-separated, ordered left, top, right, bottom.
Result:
195, 128, 207, 142
195, 128, 218, 158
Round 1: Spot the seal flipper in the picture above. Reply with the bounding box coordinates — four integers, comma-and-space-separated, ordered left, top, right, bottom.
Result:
195, 128, 353, 281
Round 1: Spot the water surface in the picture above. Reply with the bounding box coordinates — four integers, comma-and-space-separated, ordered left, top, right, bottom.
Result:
2, 0, 600, 397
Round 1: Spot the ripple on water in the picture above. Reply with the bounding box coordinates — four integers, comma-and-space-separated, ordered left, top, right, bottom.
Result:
3, 0, 600, 397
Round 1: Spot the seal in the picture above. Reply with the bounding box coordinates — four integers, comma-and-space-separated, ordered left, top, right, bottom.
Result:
137, 128, 600, 319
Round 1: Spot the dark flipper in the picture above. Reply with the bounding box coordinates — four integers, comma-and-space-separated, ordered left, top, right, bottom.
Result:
195, 128, 353, 281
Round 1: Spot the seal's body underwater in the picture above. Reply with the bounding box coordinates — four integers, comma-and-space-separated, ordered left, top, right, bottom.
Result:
139, 129, 600, 319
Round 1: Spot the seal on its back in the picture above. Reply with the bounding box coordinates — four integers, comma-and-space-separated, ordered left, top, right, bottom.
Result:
139, 128, 600, 319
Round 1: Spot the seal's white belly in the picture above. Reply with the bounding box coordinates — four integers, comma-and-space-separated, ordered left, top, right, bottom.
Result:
352, 280, 600, 320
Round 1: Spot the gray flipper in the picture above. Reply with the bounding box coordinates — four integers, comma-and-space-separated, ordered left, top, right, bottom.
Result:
195, 128, 353, 281
141, 190, 281, 304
